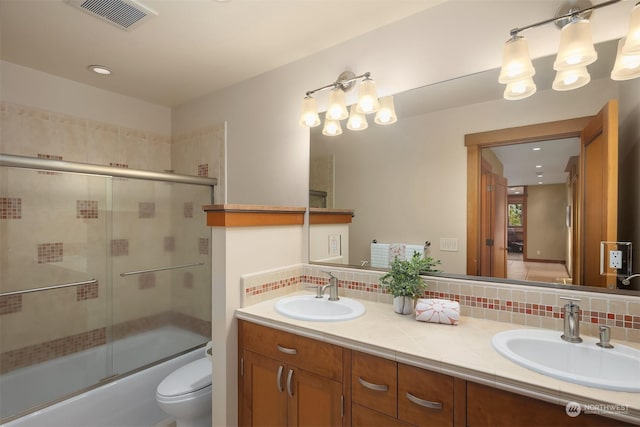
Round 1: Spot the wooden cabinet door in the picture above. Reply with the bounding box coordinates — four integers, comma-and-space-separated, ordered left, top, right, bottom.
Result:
242, 350, 287, 427
352, 351, 398, 418
398, 364, 454, 427
287, 366, 343, 427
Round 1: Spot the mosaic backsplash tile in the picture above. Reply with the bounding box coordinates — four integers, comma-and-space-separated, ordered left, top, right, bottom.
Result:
0, 197, 22, 219
37, 242, 63, 264
0, 295, 22, 315
184, 202, 194, 218
139, 202, 155, 219
242, 264, 640, 342
111, 239, 129, 256
76, 200, 98, 219
76, 282, 99, 301
199, 238, 209, 255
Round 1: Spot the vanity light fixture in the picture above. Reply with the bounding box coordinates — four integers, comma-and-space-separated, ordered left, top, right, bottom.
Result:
499, 0, 640, 100
300, 71, 397, 136
532, 147, 542, 151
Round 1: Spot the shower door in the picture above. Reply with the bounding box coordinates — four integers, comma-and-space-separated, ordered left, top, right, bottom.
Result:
0, 166, 110, 419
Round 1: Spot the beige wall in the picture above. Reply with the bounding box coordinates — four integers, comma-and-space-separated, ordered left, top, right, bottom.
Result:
526, 184, 568, 262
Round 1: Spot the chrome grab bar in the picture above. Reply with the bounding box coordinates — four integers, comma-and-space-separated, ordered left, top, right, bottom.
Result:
0, 279, 98, 297
120, 262, 205, 277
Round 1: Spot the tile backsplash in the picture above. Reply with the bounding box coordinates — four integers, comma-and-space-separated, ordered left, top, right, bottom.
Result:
241, 264, 640, 342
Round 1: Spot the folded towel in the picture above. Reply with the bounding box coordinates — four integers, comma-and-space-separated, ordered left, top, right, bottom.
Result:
415, 299, 460, 325
371, 243, 391, 268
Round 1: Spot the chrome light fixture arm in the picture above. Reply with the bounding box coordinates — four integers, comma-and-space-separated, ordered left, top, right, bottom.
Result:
305, 71, 371, 97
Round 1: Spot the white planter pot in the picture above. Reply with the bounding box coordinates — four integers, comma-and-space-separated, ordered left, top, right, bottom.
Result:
393, 296, 414, 315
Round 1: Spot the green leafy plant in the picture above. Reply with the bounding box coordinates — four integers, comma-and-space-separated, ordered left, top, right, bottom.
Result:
379, 252, 441, 298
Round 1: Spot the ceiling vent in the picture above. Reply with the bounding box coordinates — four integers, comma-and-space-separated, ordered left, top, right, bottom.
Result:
65, 0, 157, 31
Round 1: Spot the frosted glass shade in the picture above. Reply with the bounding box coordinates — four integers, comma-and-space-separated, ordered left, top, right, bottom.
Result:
612, 37, 640, 81
498, 36, 536, 84
356, 78, 380, 114
322, 118, 343, 136
623, 3, 640, 54
374, 96, 397, 125
552, 66, 590, 91
326, 88, 348, 120
299, 96, 320, 127
347, 105, 368, 131
553, 19, 597, 70
503, 77, 537, 100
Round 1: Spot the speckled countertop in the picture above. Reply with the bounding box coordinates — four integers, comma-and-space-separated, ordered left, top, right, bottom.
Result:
236, 291, 640, 425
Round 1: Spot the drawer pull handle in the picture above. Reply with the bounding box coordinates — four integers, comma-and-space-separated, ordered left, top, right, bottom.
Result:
287, 369, 295, 397
277, 344, 298, 355
358, 377, 389, 392
276, 365, 284, 392
406, 392, 443, 410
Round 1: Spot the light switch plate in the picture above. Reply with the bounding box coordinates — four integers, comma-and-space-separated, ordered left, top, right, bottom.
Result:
328, 234, 341, 257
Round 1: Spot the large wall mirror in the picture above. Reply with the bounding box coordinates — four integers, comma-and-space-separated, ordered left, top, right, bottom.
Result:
309, 39, 640, 295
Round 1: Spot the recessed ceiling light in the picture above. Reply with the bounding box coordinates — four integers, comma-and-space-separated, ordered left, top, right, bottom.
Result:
514, 191, 521, 194
532, 147, 541, 151
88, 65, 112, 75
538, 181, 544, 184
536, 164, 542, 168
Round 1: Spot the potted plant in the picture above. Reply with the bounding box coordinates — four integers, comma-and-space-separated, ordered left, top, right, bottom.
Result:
379, 252, 441, 314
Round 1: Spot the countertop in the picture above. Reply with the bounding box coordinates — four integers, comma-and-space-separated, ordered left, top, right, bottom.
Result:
236, 291, 640, 425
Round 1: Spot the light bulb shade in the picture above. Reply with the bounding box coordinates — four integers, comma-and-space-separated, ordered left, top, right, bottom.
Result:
374, 96, 397, 125
326, 88, 348, 120
299, 96, 320, 127
623, 3, 640, 54
552, 66, 591, 91
612, 37, 640, 81
498, 36, 536, 84
553, 19, 597, 70
356, 78, 380, 114
322, 118, 343, 136
347, 105, 368, 131
503, 77, 537, 100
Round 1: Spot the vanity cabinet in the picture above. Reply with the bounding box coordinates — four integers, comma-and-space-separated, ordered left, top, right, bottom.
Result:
466, 382, 633, 427
351, 351, 461, 427
239, 320, 346, 427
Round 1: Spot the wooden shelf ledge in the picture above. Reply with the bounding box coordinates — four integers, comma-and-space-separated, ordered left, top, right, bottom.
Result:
203, 204, 306, 227
309, 208, 355, 225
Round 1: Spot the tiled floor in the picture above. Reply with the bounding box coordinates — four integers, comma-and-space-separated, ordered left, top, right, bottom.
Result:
507, 253, 572, 284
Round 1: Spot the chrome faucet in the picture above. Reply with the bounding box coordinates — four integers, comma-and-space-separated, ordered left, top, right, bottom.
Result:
317, 271, 340, 301
560, 297, 582, 343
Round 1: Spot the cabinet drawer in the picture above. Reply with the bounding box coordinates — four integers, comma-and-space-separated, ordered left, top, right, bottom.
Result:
241, 321, 343, 381
352, 403, 413, 427
398, 363, 454, 427
352, 351, 397, 418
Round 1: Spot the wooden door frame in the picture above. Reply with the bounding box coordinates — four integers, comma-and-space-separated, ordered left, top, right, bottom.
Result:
465, 116, 593, 276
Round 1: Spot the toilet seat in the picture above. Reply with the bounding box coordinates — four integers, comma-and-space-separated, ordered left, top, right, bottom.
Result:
157, 358, 212, 398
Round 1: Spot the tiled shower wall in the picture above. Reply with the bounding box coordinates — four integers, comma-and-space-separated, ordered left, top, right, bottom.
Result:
0, 102, 223, 372
241, 264, 640, 343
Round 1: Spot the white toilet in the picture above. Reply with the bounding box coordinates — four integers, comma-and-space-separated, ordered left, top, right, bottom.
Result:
156, 357, 212, 427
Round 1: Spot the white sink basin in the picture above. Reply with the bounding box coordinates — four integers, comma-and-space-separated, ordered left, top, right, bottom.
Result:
275, 294, 365, 322
492, 329, 640, 392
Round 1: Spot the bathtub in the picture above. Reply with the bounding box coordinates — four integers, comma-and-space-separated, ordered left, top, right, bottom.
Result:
1, 326, 208, 427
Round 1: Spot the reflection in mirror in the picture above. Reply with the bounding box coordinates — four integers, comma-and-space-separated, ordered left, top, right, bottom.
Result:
309, 39, 640, 294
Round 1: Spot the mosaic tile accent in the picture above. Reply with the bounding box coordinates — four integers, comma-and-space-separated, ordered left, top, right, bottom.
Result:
111, 239, 129, 256
199, 238, 209, 255
164, 236, 175, 252
184, 272, 194, 289
138, 202, 155, 219
76, 200, 98, 219
37, 242, 63, 264
198, 164, 208, 177
77, 282, 99, 301
109, 162, 129, 168
37, 154, 62, 175
139, 272, 156, 290
184, 202, 194, 218
0, 294, 22, 315
0, 197, 22, 219
245, 275, 303, 296
0, 312, 212, 374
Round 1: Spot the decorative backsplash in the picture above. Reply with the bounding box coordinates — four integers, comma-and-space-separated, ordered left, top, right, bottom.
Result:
241, 264, 640, 343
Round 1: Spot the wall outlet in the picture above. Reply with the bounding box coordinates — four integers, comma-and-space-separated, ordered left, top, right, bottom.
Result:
609, 250, 623, 269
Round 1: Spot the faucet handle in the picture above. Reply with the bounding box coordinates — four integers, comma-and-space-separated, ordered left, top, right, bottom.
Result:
596, 326, 614, 349
322, 270, 337, 280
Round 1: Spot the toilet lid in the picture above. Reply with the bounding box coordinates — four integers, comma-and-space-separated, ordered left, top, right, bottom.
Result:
157, 358, 212, 397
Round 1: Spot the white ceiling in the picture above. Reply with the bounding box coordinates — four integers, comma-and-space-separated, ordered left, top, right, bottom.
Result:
0, 0, 445, 107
